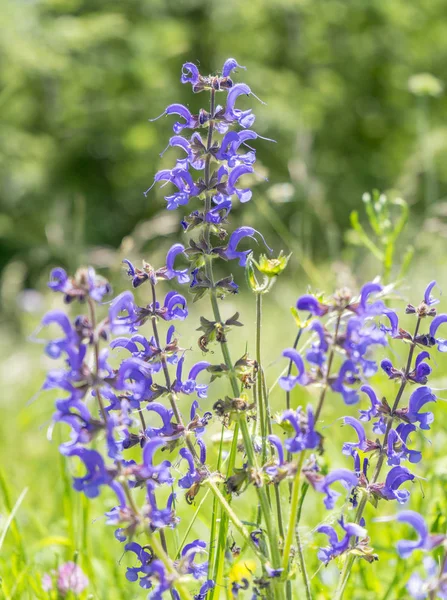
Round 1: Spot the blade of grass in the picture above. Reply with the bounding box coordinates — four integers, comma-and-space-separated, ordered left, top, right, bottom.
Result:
0, 472, 28, 563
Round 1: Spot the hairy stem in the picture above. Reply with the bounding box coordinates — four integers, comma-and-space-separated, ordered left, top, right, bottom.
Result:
87, 298, 107, 422
200, 87, 283, 598
150, 282, 185, 426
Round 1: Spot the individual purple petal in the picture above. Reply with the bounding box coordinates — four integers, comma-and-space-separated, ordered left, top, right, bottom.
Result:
357, 282, 385, 316
227, 165, 254, 203
165, 244, 190, 284
430, 314, 447, 352
317, 519, 367, 564
197, 438, 207, 465
178, 448, 199, 489
268, 435, 285, 465
165, 104, 197, 134
296, 295, 328, 316
48, 267, 69, 293
60, 446, 111, 498
396, 424, 422, 464
407, 386, 436, 430
224, 83, 255, 128
382, 466, 415, 503
279, 348, 308, 391
109, 291, 138, 334
315, 469, 359, 510
331, 360, 359, 405
424, 281, 439, 306
359, 385, 381, 422
222, 58, 246, 78
306, 321, 328, 366
162, 291, 188, 321
194, 580, 215, 600
146, 404, 176, 438
281, 406, 320, 453
223, 226, 272, 266
396, 511, 429, 558
342, 417, 367, 456
382, 309, 399, 337
181, 62, 200, 85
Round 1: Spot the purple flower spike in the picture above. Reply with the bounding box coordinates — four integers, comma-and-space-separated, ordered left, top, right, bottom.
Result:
279, 348, 309, 391
424, 280, 439, 306
222, 58, 246, 78
429, 314, 447, 352
396, 510, 445, 558
406, 386, 436, 430
315, 469, 359, 510
296, 295, 329, 316
181, 62, 200, 85
165, 244, 190, 284
342, 417, 368, 457
224, 226, 272, 267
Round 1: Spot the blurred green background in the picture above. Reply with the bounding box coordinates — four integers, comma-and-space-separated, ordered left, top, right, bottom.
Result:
2, 0, 447, 598
2, 0, 447, 297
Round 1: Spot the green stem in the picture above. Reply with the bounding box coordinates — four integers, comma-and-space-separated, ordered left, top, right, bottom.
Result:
295, 483, 311, 600
334, 317, 422, 600
237, 417, 283, 575
211, 421, 240, 600
86, 298, 107, 422
256, 293, 267, 463
150, 282, 185, 426
206, 479, 264, 561
255, 293, 273, 524
282, 452, 305, 574
201, 86, 282, 598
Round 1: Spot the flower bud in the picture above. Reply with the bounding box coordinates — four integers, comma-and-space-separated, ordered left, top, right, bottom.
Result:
256, 250, 290, 278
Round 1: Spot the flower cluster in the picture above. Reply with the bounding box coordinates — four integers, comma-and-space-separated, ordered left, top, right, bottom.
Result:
38, 59, 284, 599
38, 57, 447, 600
272, 280, 446, 583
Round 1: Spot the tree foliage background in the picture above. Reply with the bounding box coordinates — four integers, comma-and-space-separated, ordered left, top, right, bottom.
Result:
2, 0, 447, 291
